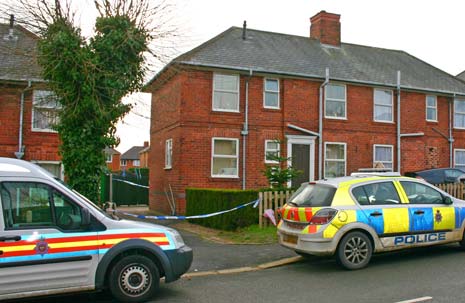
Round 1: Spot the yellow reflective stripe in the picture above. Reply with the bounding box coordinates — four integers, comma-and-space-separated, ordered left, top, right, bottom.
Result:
298, 208, 307, 221
283, 207, 290, 219
433, 207, 455, 230
323, 225, 338, 238
331, 186, 355, 206
383, 208, 409, 233
393, 181, 409, 203
1, 244, 35, 253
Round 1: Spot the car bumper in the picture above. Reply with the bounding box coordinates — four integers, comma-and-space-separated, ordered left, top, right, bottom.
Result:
278, 229, 336, 256
165, 245, 193, 282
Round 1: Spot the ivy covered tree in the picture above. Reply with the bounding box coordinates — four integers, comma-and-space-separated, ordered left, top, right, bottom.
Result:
3, 0, 175, 202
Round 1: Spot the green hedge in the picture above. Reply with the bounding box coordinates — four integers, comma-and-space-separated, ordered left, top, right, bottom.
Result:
186, 188, 259, 231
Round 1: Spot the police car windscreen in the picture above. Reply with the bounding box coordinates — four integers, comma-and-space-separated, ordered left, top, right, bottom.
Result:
288, 184, 336, 207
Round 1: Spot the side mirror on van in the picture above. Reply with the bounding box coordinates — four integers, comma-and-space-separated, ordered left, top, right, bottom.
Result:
81, 207, 91, 228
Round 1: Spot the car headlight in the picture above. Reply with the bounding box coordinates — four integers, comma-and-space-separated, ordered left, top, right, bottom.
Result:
168, 229, 185, 248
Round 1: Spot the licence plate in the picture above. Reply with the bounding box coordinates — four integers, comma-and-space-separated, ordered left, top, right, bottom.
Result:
283, 234, 298, 245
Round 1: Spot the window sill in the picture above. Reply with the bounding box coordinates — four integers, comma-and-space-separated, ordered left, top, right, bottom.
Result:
373, 120, 395, 124
31, 128, 58, 133
325, 116, 347, 120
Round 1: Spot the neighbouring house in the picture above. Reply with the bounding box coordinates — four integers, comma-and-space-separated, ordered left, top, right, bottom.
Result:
120, 142, 148, 170
104, 147, 121, 172
139, 143, 150, 168
0, 17, 62, 179
145, 10, 465, 214
457, 71, 465, 82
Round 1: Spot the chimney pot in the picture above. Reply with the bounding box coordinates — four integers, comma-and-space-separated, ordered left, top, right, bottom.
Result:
242, 20, 247, 40
310, 11, 341, 46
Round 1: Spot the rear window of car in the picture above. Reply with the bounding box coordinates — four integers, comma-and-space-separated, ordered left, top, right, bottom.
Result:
288, 184, 336, 207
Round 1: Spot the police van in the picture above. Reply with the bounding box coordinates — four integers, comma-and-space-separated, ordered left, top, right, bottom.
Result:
277, 173, 465, 269
0, 157, 192, 302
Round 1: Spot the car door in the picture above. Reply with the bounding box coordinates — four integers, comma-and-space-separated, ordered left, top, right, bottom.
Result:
398, 180, 456, 241
0, 181, 98, 297
352, 181, 409, 245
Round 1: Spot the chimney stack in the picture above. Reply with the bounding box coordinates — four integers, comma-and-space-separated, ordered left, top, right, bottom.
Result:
310, 11, 341, 46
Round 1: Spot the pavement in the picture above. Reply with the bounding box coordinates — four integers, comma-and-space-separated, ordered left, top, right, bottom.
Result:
116, 206, 302, 277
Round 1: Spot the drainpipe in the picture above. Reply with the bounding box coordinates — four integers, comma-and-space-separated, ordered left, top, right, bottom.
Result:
396, 71, 401, 173
241, 69, 253, 189
450, 96, 455, 166
318, 68, 329, 179
15, 81, 32, 159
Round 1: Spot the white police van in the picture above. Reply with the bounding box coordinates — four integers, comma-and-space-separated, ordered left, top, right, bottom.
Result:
0, 157, 192, 302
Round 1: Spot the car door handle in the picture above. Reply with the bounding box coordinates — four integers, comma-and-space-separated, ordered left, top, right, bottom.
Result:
370, 211, 383, 217
0, 236, 21, 242
414, 210, 425, 215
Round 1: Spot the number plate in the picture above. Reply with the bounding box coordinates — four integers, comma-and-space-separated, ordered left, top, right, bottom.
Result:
283, 234, 298, 245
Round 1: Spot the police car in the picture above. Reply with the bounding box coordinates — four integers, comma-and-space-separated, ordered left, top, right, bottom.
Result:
0, 158, 192, 302
277, 172, 465, 270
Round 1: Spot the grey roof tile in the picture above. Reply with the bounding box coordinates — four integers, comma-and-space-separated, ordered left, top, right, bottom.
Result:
121, 146, 144, 160
165, 27, 465, 95
0, 24, 43, 82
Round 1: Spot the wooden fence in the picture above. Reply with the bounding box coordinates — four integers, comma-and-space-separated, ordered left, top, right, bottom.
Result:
258, 190, 293, 228
435, 183, 465, 200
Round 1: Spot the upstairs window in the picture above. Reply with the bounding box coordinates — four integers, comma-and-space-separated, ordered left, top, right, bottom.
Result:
105, 154, 113, 163
165, 139, 172, 169
374, 89, 393, 122
454, 99, 465, 129
325, 84, 346, 119
121, 160, 127, 167
212, 138, 238, 177
426, 95, 437, 122
133, 160, 140, 167
324, 142, 346, 178
264, 78, 279, 109
213, 73, 239, 112
265, 140, 280, 163
32, 90, 60, 132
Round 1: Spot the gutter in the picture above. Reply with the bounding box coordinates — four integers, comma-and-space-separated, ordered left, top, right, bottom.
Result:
15, 81, 32, 159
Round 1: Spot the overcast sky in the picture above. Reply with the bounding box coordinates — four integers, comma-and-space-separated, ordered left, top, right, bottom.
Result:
4, 0, 465, 153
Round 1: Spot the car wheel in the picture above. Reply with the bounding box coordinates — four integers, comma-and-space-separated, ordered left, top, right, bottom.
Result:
109, 255, 160, 303
336, 231, 372, 270
459, 231, 465, 250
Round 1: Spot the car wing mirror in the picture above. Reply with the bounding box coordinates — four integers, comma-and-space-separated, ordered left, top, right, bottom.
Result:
444, 196, 453, 205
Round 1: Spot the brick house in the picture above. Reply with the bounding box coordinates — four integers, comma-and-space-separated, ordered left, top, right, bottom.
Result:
120, 142, 148, 171
145, 11, 465, 214
139, 144, 150, 168
0, 19, 62, 178
104, 147, 121, 172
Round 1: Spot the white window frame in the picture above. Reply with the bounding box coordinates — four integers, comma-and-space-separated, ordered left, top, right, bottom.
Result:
454, 149, 465, 170
373, 144, 394, 171
325, 83, 347, 119
32, 90, 60, 133
324, 142, 346, 178
264, 140, 280, 164
165, 139, 172, 169
31, 160, 64, 180
121, 160, 127, 167
426, 95, 437, 122
105, 154, 113, 163
133, 160, 140, 167
374, 89, 394, 123
212, 73, 240, 112
454, 99, 465, 129
211, 137, 239, 178
263, 78, 280, 109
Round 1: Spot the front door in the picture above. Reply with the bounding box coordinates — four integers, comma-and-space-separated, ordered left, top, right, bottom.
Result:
0, 181, 97, 297
286, 135, 315, 188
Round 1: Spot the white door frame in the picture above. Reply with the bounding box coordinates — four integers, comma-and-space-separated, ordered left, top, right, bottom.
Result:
286, 135, 316, 187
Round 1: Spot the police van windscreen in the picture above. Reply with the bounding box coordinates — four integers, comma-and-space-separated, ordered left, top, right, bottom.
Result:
288, 184, 336, 207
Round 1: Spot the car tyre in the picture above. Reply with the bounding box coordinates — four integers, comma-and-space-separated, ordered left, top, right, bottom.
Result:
109, 255, 160, 303
459, 231, 465, 250
336, 231, 372, 270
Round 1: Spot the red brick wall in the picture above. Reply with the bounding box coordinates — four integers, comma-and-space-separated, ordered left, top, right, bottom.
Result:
148, 68, 464, 214
0, 85, 60, 161
106, 154, 121, 171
